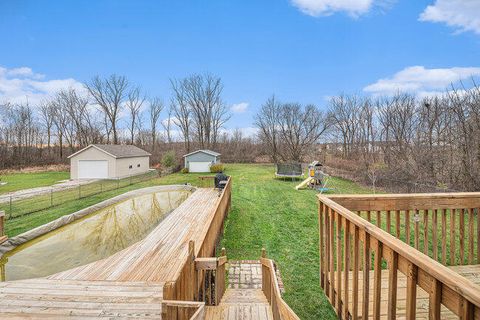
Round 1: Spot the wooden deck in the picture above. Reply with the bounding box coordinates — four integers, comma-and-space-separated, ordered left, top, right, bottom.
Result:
0, 278, 164, 318
205, 289, 273, 319
0, 187, 221, 318
49, 188, 220, 282
342, 262, 480, 319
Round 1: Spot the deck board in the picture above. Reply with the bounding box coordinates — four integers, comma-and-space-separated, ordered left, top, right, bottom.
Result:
0, 188, 221, 318
341, 264, 480, 319
0, 278, 163, 318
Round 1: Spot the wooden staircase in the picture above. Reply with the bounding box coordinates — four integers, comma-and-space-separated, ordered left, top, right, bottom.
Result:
205, 288, 273, 319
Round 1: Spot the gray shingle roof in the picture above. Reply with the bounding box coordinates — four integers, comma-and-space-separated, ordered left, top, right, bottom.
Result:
92, 144, 151, 158
183, 149, 221, 157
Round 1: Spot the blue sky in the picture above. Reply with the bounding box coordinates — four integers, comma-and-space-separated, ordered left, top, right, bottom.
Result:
1, 0, 479, 134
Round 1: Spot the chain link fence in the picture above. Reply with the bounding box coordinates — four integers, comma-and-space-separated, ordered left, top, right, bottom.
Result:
0, 170, 159, 220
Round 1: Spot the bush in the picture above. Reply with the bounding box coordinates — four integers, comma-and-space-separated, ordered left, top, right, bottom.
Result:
161, 151, 176, 168
210, 163, 225, 173
181, 168, 189, 174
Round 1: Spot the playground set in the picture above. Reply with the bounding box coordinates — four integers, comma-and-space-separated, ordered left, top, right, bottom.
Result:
295, 161, 332, 193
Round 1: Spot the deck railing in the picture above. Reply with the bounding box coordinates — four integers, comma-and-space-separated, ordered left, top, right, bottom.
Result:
161, 300, 205, 319
319, 193, 480, 319
261, 249, 300, 320
195, 249, 227, 305
163, 178, 231, 319
328, 193, 480, 266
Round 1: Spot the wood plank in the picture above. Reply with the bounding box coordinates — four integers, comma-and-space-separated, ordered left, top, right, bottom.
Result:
387, 251, 398, 320
363, 231, 371, 320
343, 219, 351, 319
451, 209, 456, 265
373, 241, 383, 320
432, 209, 438, 261
352, 226, 360, 320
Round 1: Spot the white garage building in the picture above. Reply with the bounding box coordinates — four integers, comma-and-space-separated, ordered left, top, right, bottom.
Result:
68, 144, 151, 180
183, 150, 221, 173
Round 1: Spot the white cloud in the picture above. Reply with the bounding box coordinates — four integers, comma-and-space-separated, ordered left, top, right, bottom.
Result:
364, 66, 480, 96
0, 65, 84, 106
290, 0, 383, 17
230, 102, 249, 113
420, 0, 480, 35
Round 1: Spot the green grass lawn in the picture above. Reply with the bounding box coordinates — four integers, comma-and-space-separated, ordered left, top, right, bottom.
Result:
4, 163, 372, 319
0, 171, 70, 194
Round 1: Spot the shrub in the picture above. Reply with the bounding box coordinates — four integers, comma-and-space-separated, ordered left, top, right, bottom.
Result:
161, 151, 176, 168
210, 163, 225, 173
181, 168, 189, 174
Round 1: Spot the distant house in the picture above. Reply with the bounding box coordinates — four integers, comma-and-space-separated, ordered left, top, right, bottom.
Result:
183, 150, 221, 173
68, 144, 151, 179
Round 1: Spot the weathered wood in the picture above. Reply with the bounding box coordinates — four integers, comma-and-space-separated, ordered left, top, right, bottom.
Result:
429, 278, 441, 320
352, 226, 360, 320
423, 209, 429, 255
386, 210, 391, 234
460, 209, 465, 265
469, 208, 474, 265
432, 209, 438, 261
406, 210, 411, 246
343, 219, 351, 320
318, 193, 480, 320
329, 207, 335, 302
414, 210, 420, 250
406, 262, 417, 320
442, 209, 447, 265
373, 241, 383, 320
387, 250, 398, 320
320, 202, 325, 288
336, 212, 342, 314
327, 192, 480, 211
450, 209, 456, 265
362, 231, 371, 320
261, 257, 300, 320
395, 210, 400, 238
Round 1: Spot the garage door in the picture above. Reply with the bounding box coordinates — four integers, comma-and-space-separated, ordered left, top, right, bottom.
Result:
78, 160, 108, 179
189, 162, 211, 173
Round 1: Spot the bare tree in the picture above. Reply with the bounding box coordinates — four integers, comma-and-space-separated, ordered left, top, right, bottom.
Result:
278, 103, 329, 162
171, 73, 230, 149
85, 74, 129, 144
149, 97, 163, 152
126, 86, 146, 144
162, 106, 174, 144
39, 101, 55, 154
170, 79, 191, 152
254, 96, 281, 162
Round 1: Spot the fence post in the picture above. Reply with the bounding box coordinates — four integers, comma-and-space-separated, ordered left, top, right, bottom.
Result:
9, 195, 12, 219
0, 211, 7, 243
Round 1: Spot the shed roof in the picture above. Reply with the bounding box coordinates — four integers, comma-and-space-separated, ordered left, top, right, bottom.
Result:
183, 149, 221, 158
68, 144, 151, 159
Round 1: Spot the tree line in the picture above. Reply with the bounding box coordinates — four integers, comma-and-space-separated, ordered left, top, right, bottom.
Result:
2, 71, 480, 192
0, 73, 233, 168
324, 81, 480, 192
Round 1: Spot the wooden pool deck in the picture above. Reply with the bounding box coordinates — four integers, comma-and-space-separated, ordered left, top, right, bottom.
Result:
0, 187, 221, 318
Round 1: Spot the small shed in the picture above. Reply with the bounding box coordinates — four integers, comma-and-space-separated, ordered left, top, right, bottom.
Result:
68, 144, 151, 180
183, 150, 221, 173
